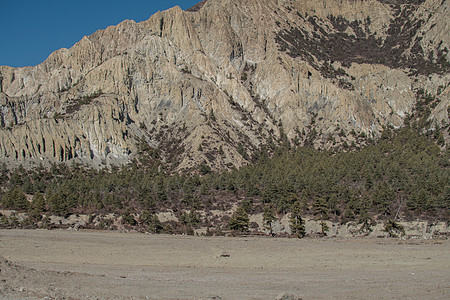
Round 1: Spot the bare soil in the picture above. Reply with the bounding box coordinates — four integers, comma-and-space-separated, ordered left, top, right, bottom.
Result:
0, 229, 449, 299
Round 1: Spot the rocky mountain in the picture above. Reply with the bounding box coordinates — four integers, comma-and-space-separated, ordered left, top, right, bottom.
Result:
0, 0, 448, 171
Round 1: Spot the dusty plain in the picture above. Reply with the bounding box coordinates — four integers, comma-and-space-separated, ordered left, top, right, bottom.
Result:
0, 229, 449, 299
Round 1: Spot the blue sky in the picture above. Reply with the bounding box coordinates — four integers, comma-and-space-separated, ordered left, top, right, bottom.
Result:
0, 0, 200, 68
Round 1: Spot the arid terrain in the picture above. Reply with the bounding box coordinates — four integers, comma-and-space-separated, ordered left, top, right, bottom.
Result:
0, 229, 449, 299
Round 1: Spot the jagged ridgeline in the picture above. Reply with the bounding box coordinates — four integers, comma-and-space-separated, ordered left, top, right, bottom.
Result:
0, 0, 448, 171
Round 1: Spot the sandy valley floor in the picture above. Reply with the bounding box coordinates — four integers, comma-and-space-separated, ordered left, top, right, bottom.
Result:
0, 229, 449, 299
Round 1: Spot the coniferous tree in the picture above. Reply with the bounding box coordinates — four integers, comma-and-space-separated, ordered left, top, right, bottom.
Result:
358, 210, 375, 234
313, 197, 328, 221
290, 201, 306, 238
383, 220, 405, 238
228, 205, 249, 233
2, 188, 28, 210
263, 204, 276, 235
31, 193, 45, 212
373, 182, 395, 215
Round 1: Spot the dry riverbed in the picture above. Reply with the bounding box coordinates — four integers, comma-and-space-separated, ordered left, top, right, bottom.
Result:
0, 229, 449, 299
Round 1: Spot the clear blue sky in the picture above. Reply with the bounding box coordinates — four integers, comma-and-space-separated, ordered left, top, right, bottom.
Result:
0, 0, 200, 68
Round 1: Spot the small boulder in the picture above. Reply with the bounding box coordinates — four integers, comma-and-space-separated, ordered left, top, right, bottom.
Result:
276, 293, 302, 300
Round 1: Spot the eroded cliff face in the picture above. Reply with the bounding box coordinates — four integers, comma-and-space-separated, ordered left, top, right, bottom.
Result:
0, 0, 448, 170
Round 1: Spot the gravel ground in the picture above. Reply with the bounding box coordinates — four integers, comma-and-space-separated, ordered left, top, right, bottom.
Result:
0, 229, 449, 299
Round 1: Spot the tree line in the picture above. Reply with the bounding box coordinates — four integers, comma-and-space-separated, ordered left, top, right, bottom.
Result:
0, 123, 448, 233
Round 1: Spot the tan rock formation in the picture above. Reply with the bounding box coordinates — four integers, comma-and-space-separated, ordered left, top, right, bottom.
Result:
0, 0, 448, 170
